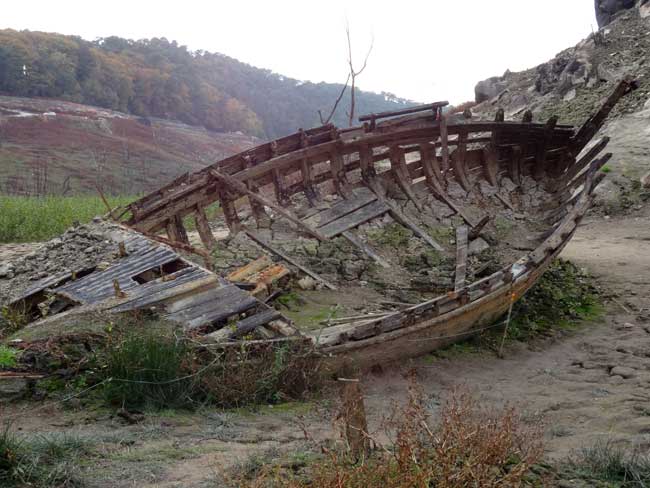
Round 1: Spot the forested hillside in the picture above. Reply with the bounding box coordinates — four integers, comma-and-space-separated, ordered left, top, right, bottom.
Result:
0, 30, 413, 138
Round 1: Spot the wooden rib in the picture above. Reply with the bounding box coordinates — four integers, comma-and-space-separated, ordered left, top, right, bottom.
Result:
194, 205, 217, 250
509, 145, 522, 185
439, 115, 450, 173
419, 143, 444, 190
454, 225, 469, 292
359, 145, 376, 182
166, 215, 189, 245
218, 189, 242, 234
572, 78, 636, 155
522, 110, 533, 123
451, 131, 472, 192
244, 230, 337, 290
534, 116, 558, 181
330, 152, 352, 198
342, 230, 391, 268
389, 146, 423, 210
300, 158, 319, 205
482, 144, 499, 187
211, 170, 326, 241
557, 137, 610, 190
243, 156, 269, 221
272, 168, 290, 206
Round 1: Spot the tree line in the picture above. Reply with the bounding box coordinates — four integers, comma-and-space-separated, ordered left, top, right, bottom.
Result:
0, 29, 413, 138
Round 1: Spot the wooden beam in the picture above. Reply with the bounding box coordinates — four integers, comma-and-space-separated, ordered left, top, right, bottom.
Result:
244, 230, 337, 290
318, 200, 389, 238
272, 168, 291, 206
300, 158, 319, 205
482, 144, 499, 187
534, 116, 558, 181
243, 155, 270, 222
359, 145, 376, 183
211, 170, 326, 241
194, 205, 217, 250
454, 225, 469, 292
359, 101, 449, 122
218, 189, 242, 234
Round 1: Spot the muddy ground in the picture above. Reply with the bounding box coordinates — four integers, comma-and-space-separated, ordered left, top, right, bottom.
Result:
1, 204, 648, 487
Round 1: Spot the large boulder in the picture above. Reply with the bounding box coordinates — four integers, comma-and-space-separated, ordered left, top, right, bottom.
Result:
474, 75, 509, 103
595, 0, 645, 27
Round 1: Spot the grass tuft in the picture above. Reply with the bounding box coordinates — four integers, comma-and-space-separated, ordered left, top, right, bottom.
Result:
0, 194, 135, 242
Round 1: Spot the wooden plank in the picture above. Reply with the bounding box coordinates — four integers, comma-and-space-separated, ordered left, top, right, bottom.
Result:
318, 200, 389, 238
244, 230, 337, 290
304, 188, 376, 229
558, 137, 609, 190
389, 146, 423, 210
194, 205, 217, 250
454, 225, 469, 292
342, 230, 391, 268
233, 309, 282, 337
419, 143, 444, 190
211, 170, 326, 241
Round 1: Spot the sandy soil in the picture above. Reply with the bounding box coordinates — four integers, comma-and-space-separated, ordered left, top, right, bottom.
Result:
2, 210, 649, 486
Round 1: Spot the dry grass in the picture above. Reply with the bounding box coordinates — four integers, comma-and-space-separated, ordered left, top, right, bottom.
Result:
238, 379, 544, 487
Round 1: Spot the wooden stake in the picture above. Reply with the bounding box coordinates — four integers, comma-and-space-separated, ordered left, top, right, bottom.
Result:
338, 378, 370, 462
194, 205, 217, 250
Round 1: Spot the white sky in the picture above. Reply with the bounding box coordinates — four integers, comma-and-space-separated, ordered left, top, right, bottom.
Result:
1, 0, 597, 104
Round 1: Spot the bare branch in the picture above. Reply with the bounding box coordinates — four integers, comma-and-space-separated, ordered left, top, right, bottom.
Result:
320, 72, 351, 125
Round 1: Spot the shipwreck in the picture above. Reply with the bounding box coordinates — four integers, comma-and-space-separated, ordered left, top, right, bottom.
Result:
2, 79, 637, 369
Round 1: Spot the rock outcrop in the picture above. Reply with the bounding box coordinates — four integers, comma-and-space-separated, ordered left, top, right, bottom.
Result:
596, 0, 638, 27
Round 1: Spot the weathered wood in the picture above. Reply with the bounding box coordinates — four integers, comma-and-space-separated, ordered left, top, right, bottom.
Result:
482, 145, 499, 187
319, 200, 389, 238
300, 158, 319, 204
419, 143, 444, 191
330, 152, 352, 198
339, 378, 370, 461
359, 101, 448, 122
451, 131, 472, 191
469, 215, 491, 240
534, 116, 558, 181
358, 145, 376, 182
244, 230, 337, 290
440, 115, 450, 173
389, 146, 423, 210
509, 145, 522, 185
194, 205, 217, 250
495, 193, 515, 211
166, 215, 189, 245
342, 230, 391, 268
454, 226, 469, 292
304, 188, 376, 229
243, 155, 270, 221
211, 170, 326, 241
558, 137, 610, 190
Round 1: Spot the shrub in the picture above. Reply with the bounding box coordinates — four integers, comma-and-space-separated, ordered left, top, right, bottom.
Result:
240, 382, 544, 487
508, 259, 600, 339
0, 345, 18, 368
101, 330, 322, 410
102, 332, 195, 409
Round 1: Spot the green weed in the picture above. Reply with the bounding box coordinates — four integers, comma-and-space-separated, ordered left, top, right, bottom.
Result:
0, 345, 18, 368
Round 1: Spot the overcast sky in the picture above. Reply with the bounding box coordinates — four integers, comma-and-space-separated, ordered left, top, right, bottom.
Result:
1, 0, 597, 104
